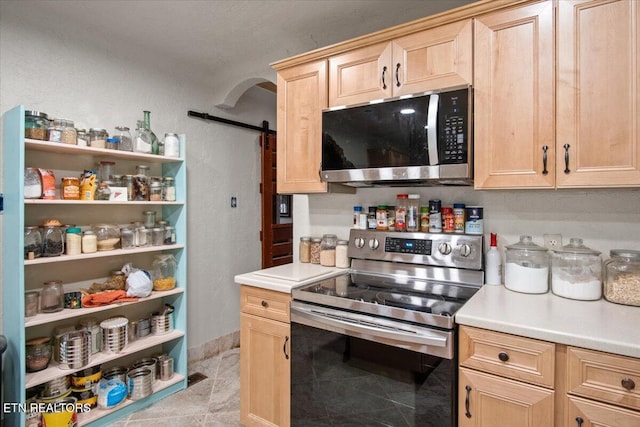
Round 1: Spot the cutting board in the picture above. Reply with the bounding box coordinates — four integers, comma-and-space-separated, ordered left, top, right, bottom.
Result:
253, 263, 336, 282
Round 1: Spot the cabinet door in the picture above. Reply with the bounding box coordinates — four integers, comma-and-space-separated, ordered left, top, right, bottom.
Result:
567, 396, 640, 427
328, 41, 392, 107
557, 0, 640, 187
459, 368, 554, 427
473, 1, 555, 189
240, 313, 291, 427
277, 59, 328, 193
392, 19, 472, 96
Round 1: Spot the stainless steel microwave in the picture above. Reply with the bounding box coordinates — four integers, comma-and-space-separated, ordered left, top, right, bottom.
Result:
321, 86, 472, 186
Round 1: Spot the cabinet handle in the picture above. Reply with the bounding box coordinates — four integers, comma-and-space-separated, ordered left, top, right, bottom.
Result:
381, 66, 388, 90
498, 352, 509, 362
395, 63, 401, 87
283, 335, 290, 360
621, 378, 636, 391
464, 385, 472, 418
564, 143, 571, 174
261, 300, 268, 308
575, 416, 584, 427
542, 145, 549, 175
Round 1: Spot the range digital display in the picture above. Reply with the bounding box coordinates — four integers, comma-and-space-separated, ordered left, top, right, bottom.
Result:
385, 238, 432, 255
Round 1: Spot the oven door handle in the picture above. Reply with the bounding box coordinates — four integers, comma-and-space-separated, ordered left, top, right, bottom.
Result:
291, 304, 448, 348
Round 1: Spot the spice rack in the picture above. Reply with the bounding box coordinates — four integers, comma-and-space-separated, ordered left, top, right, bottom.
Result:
2, 105, 188, 426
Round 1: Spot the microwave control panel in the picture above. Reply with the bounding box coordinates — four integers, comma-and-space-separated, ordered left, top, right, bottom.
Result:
439, 89, 469, 164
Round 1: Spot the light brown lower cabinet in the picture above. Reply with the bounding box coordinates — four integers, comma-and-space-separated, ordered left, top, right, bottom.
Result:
240, 286, 291, 427
459, 325, 640, 426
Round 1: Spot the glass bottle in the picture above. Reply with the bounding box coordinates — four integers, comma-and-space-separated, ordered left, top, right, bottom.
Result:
115, 126, 133, 151
144, 111, 160, 154
134, 111, 160, 154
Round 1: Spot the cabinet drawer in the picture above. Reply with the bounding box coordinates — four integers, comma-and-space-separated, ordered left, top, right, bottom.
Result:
567, 395, 640, 426
240, 285, 291, 323
567, 347, 640, 411
459, 326, 555, 388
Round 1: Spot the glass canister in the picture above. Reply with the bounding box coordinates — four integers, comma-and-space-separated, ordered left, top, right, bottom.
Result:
41, 280, 64, 313
24, 167, 42, 199
320, 234, 337, 267
299, 237, 311, 263
25, 291, 40, 317
152, 254, 177, 291
61, 119, 77, 145
551, 238, 602, 301
89, 128, 107, 148
115, 126, 133, 151
164, 133, 180, 157
151, 227, 164, 246
120, 228, 135, 249
48, 118, 64, 143
82, 230, 97, 253
604, 249, 640, 306
310, 238, 322, 264
504, 235, 550, 294
24, 226, 43, 259
336, 240, 350, 268
149, 181, 163, 201
106, 137, 119, 150
163, 177, 176, 201
42, 226, 64, 257
25, 110, 50, 140
95, 182, 111, 201
92, 224, 120, 251
26, 337, 53, 372
143, 210, 156, 228
76, 128, 89, 146
98, 161, 115, 183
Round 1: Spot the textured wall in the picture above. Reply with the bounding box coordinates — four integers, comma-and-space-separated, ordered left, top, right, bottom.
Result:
0, 10, 274, 348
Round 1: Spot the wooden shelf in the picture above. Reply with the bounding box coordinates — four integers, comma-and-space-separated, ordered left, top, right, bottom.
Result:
25, 244, 184, 265
25, 329, 185, 389
25, 139, 184, 164
25, 288, 184, 327
76, 374, 185, 425
24, 199, 184, 206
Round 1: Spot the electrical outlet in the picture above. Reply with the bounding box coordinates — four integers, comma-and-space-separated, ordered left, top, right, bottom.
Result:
544, 234, 562, 249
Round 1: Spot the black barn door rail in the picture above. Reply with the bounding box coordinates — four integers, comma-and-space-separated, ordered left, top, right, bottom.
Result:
187, 110, 275, 136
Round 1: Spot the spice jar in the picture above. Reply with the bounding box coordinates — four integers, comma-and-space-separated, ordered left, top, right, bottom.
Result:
89, 128, 107, 148
551, 238, 602, 301
25, 110, 49, 140
442, 207, 455, 233
82, 230, 97, 253
163, 177, 176, 201
24, 226, 43, 259
504, 236, 549, 294
95, 182, 111, 201
299, 237, 311, 263
320, 234, 337, 267
387, 206, 396, 231
24, 167, 42, 199
420, 206, 429, 232
115, 126, 133, 151
41, 280, 64, 313
376, 205, 388, 230
336, 240, 350, 268
604, 249, 640, 306
310, 238, 322, 264
106, 137, 119, 150
152, 254, 177, 291
26, 337, 52, 372
406, 194, 420, 232
42, 226, 64, 257
395, 195, 408, 232
61, 176, 80, 200
65, 227, 82, 255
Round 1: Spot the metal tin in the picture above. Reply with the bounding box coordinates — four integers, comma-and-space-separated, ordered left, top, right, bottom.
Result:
157, 355, 174, 381
102, 366, 128, 385
127, 367, 153, 400
132, 357, 157, 383
137, 317, 151, 337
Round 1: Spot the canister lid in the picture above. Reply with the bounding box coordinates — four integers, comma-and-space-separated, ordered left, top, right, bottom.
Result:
553, 238, 601, 255
506, 235, 548, 252
300, 236, 311, 241
610, 249, 640, 259
408, 194, 420, 199
25, 110, 48, 119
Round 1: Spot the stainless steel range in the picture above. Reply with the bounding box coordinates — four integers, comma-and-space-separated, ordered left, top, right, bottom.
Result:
290, 230, 484, 426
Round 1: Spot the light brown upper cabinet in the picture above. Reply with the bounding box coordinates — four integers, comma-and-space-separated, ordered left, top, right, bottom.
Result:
328, 19, 473, 107
556, 0, 640, 188
276, 59, 328, 193
475, 0, 640, 189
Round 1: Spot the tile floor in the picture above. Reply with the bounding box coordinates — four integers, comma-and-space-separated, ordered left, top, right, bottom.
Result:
110, 347, 240, 426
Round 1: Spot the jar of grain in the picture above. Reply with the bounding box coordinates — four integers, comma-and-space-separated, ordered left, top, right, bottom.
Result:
299, 237, 311, 263
65, 227, 82, 255
82, 230, 97, 253
310, 238, 322, 264
61, 120, 77, 144
336, 240, 350, 268
89, 128, 107, 148
149, 181, 163, 201
48, 118, 64, 143
320, 234, 337, 267
115, 126, 133, 151
604, 249, 640, 306
25, 110, 49, 140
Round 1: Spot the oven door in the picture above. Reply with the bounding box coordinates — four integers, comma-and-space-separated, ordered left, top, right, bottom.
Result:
290, 301, 457, 427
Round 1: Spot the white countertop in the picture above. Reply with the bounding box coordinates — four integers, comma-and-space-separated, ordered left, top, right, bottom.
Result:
456, 285, 640, 358
234, 263, 348, 293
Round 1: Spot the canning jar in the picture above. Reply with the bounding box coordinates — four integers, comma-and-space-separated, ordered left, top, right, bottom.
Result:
76, 128, 89, 146
320, 234, 337, 267
604, 249, 640, 306
25, 110, 49, 140
24, 226, 43, 259
95, 182, 111, 201
24, 167, 42, 199
151, 227, 164, 246
89, 128, 107, 148
114, 126, 133, 151
106, 137, 119, 150
92, 224, 120, 251
336, 240, 350, 268
82, 230, 97, 253
65, 227, 82, 256
551, 238, 602, 301
25, 291, 40, 317
61, 119, 77, 145
406, 194, 420, 232
143, 210, 156, 228
42, 226, 64, 257
48, 118, 64, 143
62, 176, 80, 200
299, 237, 311, 263
310, 238, 322, 264
97, 161, 115, 183
120, 228, 135, 249
149, 181, 163, 201
164, 133, 180, 157
504, 235, 549, 294
26, 337, 53, 372
163, 177, 176, 201
152, 254, 177, 291
41, 280, 64, 313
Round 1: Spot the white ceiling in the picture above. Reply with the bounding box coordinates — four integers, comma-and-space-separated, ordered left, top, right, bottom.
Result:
3, 0, 475, 104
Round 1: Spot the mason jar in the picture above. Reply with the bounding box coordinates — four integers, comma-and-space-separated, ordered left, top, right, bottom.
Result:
604, 249, 640, 306
25, 110, 49, 140
89, 128, 107, 148
320, 234, 337, 267
163, 177, 176, 201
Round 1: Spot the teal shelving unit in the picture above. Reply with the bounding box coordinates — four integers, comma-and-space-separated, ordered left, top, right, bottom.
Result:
2, 105, 188, 426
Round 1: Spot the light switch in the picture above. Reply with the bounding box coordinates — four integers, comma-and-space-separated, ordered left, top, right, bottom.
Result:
231, 196, 237, 208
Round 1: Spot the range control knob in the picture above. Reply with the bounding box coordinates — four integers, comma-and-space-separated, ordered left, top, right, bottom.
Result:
354, 237, 366, 249
459, 244, 472, 257
369, 238, 380, 250
438, 242, 452, 255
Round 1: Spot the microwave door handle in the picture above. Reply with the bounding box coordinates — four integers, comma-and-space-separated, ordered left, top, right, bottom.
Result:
427, 94, 440, 165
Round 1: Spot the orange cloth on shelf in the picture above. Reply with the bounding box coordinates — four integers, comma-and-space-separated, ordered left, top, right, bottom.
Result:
82, 290, 138, 308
